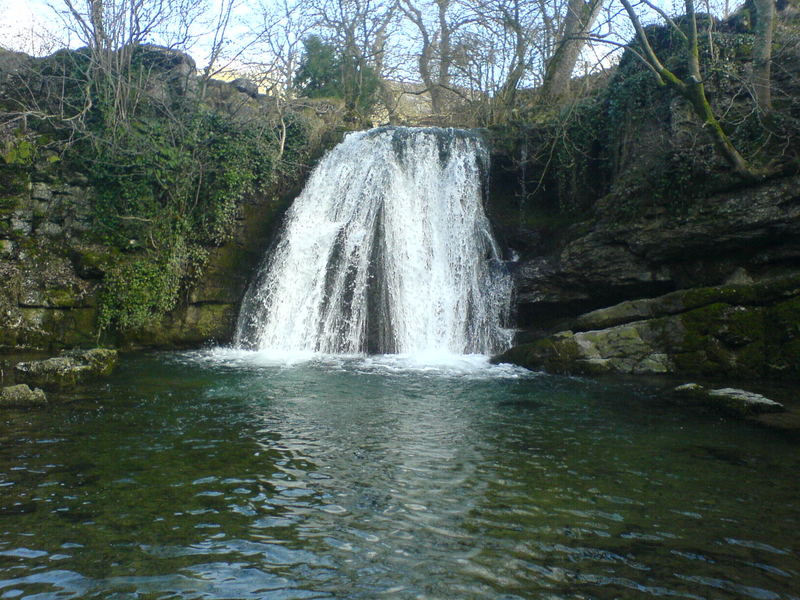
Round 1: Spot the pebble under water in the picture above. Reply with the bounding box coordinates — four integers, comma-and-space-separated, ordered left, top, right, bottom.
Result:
0, 351, 798, 599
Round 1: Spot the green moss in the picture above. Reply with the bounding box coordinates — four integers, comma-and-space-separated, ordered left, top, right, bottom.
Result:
765, 296, 800, 378
118, 303, 236, 348
70, 245, 121, 279
14, 307, 98, 351
678, 303, 728, 349
675, 302, 768, 377
97, 248, 188, 332
44, 287, 83, 308
0, 166, 30, 203
677, 275, 800, 312
494, 334, 582, 374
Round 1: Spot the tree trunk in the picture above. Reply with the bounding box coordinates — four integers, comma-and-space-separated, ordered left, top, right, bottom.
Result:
684, 82, 753, 177
540, 0, 603, 103
435, 0, 453, 112
752, 0, 775, 113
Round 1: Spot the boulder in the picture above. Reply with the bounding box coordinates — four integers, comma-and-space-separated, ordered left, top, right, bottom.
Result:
15, 348, 118, 389
0, 384, 47, 408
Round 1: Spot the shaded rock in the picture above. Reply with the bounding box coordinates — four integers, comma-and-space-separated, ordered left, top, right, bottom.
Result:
0, 384, 47, 407
750, 411, 800, 432
0, 48, 34, 76
15, 348, 117, 389
573, 275, 800, 332
673, 383, 785, 416
118, 45, 198, 101
511, 175, 800, 327
708, 388, 785, 414
495, 276, 800, 380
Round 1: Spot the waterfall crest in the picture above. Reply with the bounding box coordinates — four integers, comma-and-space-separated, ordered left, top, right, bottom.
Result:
234, 126, 513, 356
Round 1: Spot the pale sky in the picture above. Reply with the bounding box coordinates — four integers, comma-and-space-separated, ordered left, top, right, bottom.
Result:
0, 0, 251, 66
0, 0, 736, 78
0, 0, 68, 55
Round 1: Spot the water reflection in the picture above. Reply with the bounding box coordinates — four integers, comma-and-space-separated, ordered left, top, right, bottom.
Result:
0, 352, 798, 599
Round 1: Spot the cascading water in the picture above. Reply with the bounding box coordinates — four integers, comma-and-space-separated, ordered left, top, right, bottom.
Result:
234, 126, 513, 356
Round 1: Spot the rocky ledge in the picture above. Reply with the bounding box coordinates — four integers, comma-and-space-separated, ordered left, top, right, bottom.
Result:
14, 348, 118, 390
494, 275, 800, 381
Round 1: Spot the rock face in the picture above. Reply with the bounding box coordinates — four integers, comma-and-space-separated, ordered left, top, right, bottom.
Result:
0, 169, 297, 350
15, 348, 118, 389
505, 175, 800, 328
485, 12, 800, 376
0, 384, 47, 407
494, 276, 800, 380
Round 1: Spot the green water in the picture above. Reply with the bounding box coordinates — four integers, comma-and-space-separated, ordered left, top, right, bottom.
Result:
1, 351, 798, 599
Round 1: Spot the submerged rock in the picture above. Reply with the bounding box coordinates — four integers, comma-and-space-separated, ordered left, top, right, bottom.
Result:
14, 348, 118, 389
0, 384, 47, 407
673, 383, 785, 416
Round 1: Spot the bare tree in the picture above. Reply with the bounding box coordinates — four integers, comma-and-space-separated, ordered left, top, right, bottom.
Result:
399, 0, 466, 114
198, 0, 237, 97
250, 0, 315, 96
305, 0, 399, 119
469, 0, 541, 122
52, 0, 204, 139
539, 0, 604, 103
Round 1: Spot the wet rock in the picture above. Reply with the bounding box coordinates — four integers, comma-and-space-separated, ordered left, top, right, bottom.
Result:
123, 303, 237, 349
495, 324, 673, 376
673, 383, 785, 416
15, 348, 118, 389
0, 384, 47, 407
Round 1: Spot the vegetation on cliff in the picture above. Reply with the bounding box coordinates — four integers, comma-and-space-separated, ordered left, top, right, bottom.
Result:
490, 4, 800, 226
1, 45, 321, 340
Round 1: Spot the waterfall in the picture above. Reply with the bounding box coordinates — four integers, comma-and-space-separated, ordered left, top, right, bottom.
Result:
234, 126, 513, 356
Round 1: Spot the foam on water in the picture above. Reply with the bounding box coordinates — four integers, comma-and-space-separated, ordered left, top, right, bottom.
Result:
187, 348, 531, 379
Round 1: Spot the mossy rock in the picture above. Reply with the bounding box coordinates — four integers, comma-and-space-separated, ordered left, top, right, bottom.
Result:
501, 283, 800, 381
0, 384, 47, 408
493, 332, 582, 373
765, 296, 800, 378
9, 307, 99, 351
14, 348, 118, 390
120, 302, 237, 349
69, 244, 121, 279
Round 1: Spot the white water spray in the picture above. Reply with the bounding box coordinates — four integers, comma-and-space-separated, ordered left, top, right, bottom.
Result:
234, 126, 513, 356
